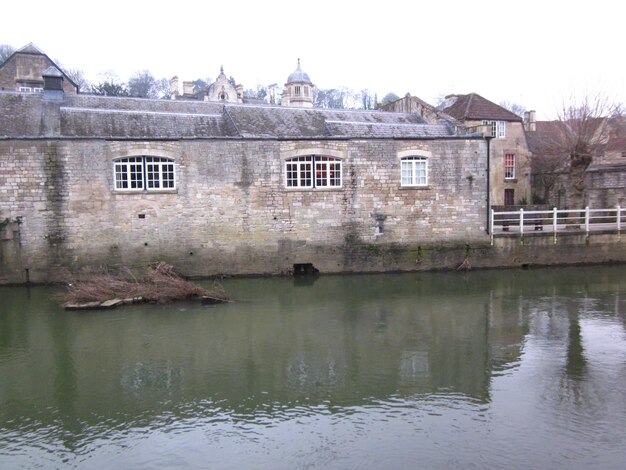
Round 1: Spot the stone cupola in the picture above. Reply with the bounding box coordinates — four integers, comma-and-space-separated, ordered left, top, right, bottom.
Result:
281, 59, 314, 108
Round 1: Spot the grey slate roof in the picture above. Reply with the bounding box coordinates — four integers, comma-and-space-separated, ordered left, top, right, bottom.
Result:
443, 93, 522, 122
0, 91, 472, 140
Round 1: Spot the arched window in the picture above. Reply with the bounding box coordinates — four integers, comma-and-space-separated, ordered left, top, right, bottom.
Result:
114, 156, 175, 191
285, 156, 342, 189
401, 156, 428, 187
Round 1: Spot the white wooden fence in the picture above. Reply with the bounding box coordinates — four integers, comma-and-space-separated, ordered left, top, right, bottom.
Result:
491, 207, 623, 244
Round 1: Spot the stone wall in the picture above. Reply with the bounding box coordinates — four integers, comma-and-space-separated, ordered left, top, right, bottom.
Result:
586, 168, 626, 208
465, 119, 531, 206
0, 137, 489, 282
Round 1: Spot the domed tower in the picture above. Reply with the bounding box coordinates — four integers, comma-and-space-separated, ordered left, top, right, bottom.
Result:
281, 59, 314, 108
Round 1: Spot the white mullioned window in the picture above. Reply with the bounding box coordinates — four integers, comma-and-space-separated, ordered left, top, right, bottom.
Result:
504, 153, 515, 179
114, 156, 175, 191
401, 156, 428, 187
285, 156, 342, 189
482, 120, 506, 138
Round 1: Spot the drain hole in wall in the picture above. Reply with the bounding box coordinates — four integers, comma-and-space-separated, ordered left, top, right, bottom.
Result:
293, 263, 319, 275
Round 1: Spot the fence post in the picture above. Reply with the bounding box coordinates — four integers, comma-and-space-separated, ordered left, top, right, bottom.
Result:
585, 207, 590, 235
553, 207, 558, 244
520, 208, 524, 237
618, 206, 621, 240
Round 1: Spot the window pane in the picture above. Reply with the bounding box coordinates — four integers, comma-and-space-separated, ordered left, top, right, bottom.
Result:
115, 163, 128, 189
401, 161, 413, 186
130, 164, 143, 189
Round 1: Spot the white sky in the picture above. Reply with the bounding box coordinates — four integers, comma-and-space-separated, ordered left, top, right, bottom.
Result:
3, 0, 624, 119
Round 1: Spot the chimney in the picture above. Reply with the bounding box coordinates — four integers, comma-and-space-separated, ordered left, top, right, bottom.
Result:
42, 66, 64, 100
235, 84, 243, 102
183, 81, 194, 96
169, 76, 179, 99
529, 110, 536, 132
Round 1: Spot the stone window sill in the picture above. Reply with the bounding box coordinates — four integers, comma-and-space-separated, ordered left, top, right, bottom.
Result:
112, 189, 178, 195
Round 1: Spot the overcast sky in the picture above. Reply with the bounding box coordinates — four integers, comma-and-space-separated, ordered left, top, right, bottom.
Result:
3, 0, 624, 119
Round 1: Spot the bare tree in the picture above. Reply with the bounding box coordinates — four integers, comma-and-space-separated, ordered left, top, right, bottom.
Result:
557, 95, 613, 209
499, 100, 526, 117
128, 70, 159, 98
64, 68, 91, 92
530, 95, 616, 208
381, 92, 400, 106
529, 121, 570, 204
0, 44, 15, 64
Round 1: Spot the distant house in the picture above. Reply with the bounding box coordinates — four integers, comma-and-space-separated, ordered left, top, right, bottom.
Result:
0, 43, 78, 94
441, 93, 532, 206
526, 112, 625, 208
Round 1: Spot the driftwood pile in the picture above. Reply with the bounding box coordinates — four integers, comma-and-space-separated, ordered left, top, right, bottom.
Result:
62, 262, 229, 310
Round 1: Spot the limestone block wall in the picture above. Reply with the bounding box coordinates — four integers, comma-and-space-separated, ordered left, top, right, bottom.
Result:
465, 120, 531, 205
0, 137, 488, 282
586, 169, 626, 208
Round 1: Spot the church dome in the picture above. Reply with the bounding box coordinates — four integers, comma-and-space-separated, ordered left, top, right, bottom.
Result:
287, 59, 312, 84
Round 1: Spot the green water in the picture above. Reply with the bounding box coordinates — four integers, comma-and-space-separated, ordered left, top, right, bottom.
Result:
1, 266, 626, 469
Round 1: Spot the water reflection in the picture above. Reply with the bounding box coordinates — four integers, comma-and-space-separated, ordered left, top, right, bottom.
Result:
1, 266, 626, 468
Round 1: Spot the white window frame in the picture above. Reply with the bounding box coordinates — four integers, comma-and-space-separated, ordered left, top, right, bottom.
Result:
285, 155, 342, 189
401, 156, 428, 187
482, 120, 506, 139
504, 153, 515, 179
114, 156, 176, 191
18, 86, 32, 93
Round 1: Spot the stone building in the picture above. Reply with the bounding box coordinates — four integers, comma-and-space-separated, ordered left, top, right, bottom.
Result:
442, 93, 532, 206
170, 67, 244, 103
0, 43, 78, 94
0, 74, 490, 284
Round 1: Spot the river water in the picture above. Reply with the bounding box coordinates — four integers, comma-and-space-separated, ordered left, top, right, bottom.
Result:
1, 266, 626, 469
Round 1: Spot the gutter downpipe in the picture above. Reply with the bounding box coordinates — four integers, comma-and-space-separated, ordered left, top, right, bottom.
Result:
485, 135, 493, 234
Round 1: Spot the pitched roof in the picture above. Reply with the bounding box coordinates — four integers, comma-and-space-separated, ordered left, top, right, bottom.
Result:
526, 121, 565, 154
0, 92, 472, 140
17, 42, 44, 54
443, 93, 522, 122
